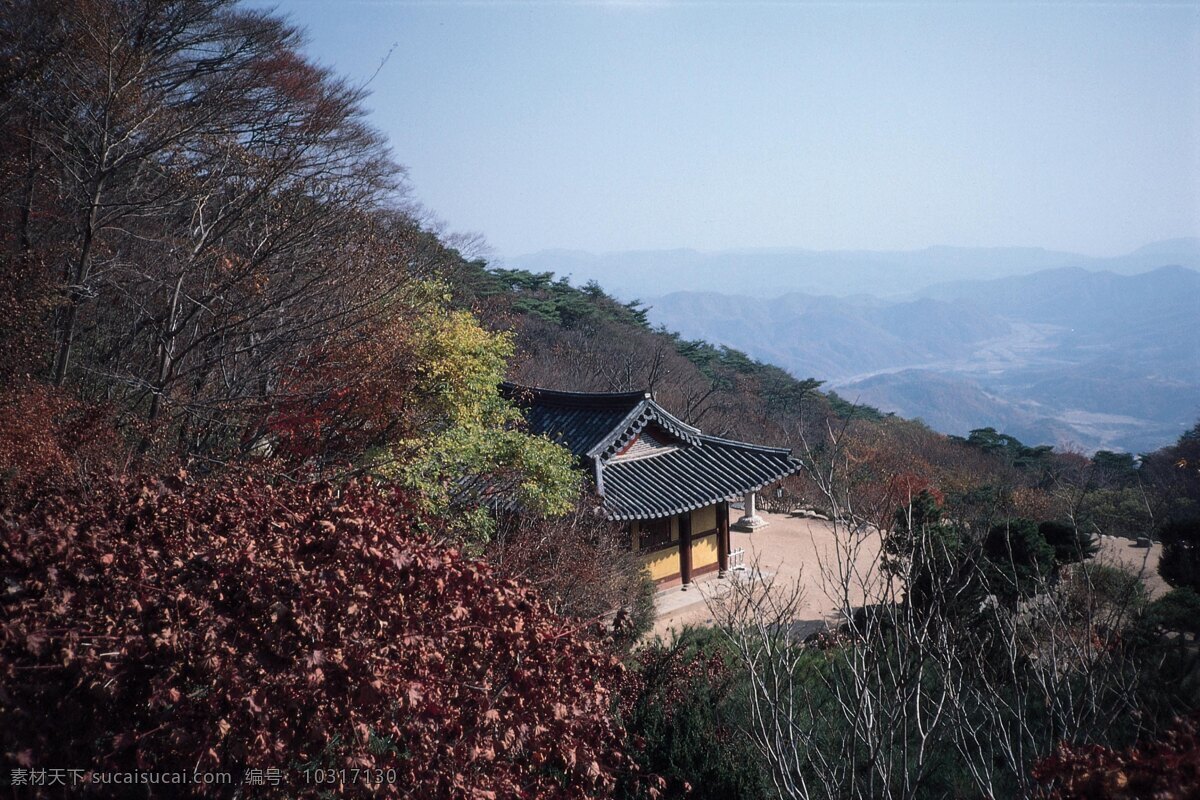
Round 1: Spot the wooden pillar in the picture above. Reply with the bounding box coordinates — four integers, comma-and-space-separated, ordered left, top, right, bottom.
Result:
717, 500, 730, 577
679, 511, 693, 589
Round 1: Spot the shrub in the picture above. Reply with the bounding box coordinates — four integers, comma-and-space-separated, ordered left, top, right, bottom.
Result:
1032, 713, 1200, 799
1057, 562, 1148, 626
1144, 587, 1200, 637
1130, 589, 1200, 725
620, 628, 770, 800
1159, 518, 1200, 593
1039, 520, 1099, 566
885, 490, 977, 614
983, 518, 1055, 602
1, 474, 635, 798
489, 496, 656, 649
1084, 562, 1148, 609
0, 381, 121, 500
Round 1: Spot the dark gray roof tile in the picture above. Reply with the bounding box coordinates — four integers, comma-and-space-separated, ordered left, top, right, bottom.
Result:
601, 435, 800, 520
501, 383, 646, 459
503, 383, 802, 520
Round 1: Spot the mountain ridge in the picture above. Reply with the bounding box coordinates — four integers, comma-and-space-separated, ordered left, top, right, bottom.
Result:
642, 264, 1200, 453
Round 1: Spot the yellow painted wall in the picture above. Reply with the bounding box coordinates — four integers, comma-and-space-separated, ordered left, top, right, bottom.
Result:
641, 545, 680, 581
692, 504, 716, 533
632, 506, 721, 582
691, 532, 718, 571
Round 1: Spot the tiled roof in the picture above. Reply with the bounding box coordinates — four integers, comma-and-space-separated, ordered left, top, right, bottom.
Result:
500, 384, 648, 459
501, 383, 702, 460
504, 383, 802, 520
601, 435, 800, 520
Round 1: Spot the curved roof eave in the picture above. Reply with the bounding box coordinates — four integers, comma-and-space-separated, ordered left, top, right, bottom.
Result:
601, 451, 803, 521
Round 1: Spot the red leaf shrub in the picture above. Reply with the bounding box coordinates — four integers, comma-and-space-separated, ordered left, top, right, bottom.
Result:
1032, 714, 1200, 799
1, 474, 636, 797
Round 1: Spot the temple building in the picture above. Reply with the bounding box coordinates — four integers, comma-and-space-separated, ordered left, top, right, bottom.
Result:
503, 384, 802, 588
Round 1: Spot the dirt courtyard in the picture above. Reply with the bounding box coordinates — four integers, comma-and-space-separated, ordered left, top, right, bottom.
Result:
650, 509, 882, 639
650, 509, 1165, 640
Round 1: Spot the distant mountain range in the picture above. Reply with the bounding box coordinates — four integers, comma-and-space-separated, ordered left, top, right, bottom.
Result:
641, 263, 1200, 454
506, 238, 1200, 300
506, 240, 1200, 452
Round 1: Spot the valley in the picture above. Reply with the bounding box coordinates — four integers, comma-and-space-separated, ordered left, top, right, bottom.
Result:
629, 262, 1200, 453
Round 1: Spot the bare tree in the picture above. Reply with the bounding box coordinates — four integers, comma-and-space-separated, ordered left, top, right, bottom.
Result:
2, 0, 450, 464
711, 408, 1157, 800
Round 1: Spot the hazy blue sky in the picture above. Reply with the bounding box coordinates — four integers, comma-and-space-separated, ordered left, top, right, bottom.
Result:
255, 1, 1200, 258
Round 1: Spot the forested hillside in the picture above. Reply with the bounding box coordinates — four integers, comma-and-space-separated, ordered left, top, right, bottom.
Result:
447, 260, 1199, 539
0, 3, 632, 796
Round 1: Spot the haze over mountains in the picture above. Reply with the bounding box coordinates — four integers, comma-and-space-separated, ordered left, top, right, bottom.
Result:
510, 238, 1200, 301
507, 240, 1200, 453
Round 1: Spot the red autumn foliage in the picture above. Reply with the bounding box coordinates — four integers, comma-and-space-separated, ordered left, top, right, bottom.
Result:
1032, 714, 1200, 799
0, 380, 122, 500
1, 474, 637, 798
262, 317, 423, 464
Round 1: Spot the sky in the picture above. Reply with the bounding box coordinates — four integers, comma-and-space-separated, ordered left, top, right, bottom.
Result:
253, 0, 1200, 259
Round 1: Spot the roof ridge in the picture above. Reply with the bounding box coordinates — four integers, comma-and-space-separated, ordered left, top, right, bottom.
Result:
643, 398, 701, 437
696, 433, 796, 455
500, 382, 650, 407
585, 400, 655, 458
